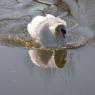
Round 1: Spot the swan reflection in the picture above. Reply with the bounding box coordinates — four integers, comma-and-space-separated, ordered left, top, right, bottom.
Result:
28, 49, 67, 68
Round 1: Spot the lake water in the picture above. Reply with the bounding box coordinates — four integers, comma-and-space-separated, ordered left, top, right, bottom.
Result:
0, 0, 95, 95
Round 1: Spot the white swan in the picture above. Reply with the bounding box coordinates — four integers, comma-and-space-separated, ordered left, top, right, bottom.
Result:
27, 14, 67, 68
27, 14, 67, 48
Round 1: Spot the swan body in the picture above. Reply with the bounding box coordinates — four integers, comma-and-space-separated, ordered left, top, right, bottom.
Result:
27, 14, 67, 48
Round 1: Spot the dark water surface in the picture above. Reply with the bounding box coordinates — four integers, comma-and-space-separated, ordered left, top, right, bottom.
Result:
0, 0, 95, 95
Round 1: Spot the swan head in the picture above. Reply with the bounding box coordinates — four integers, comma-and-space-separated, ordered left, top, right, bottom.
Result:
27, 14, 67, 48
55, 24, 66, 38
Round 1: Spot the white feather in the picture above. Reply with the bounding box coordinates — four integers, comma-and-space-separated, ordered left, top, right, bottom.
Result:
27, 16, 45, 39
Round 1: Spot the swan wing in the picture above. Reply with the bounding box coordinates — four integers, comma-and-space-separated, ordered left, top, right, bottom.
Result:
27, 15, 45, 39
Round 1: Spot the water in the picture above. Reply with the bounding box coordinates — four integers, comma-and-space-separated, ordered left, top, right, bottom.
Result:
0, 0, 95, 95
